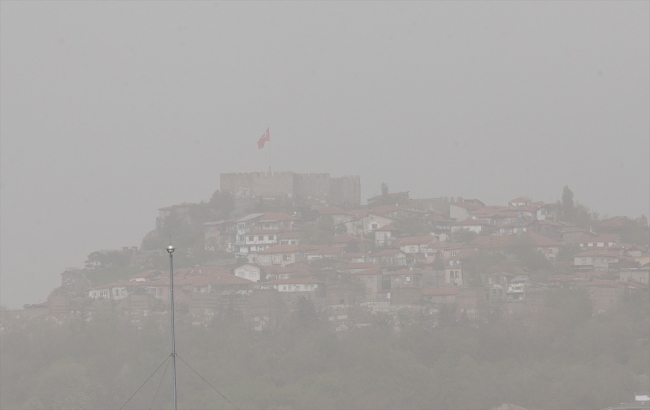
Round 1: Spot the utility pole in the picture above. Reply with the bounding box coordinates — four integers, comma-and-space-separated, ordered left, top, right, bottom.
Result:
167, 243, 177, 410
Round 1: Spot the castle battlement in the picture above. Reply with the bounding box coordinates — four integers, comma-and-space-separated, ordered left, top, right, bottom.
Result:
220, 171, 360, 207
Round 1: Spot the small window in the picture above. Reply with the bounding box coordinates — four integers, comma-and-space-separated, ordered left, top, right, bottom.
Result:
258, 236, 264, 241
283, 254, 291, 261
248, 236, 254, 241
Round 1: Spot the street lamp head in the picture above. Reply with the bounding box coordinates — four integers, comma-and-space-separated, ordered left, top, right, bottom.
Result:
167, 244, 175, 254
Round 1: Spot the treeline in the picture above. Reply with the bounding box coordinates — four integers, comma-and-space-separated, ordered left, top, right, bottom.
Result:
1, 289, 648, 409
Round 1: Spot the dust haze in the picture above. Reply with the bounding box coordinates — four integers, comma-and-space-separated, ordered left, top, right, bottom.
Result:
1, 2, 649, 410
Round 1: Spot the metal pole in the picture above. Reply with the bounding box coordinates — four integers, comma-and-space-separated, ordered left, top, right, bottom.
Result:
167, 244, 177, 410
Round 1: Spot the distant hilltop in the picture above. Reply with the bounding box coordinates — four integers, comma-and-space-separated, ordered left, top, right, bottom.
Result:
220, 171, 361, 208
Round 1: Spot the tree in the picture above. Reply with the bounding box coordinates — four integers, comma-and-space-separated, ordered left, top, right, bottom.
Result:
381, 183, 389, 197
562, 185, 575, 222
209, 190, 234, 219
84, 250, 130, 269
294, 297, 320, 330
451, 228, 477, 243
556, 243, 583, 263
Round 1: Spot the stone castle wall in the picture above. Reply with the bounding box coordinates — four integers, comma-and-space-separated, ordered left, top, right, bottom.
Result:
220, 172, 296, 199
220, 172, 360, 206
295, 173, 331, 204
330, 175, 361, 207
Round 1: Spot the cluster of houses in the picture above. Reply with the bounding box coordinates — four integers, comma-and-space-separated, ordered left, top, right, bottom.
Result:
6, 193, 648, 333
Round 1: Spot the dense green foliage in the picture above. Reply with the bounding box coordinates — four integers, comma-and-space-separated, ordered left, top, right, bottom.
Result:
450, 228, 478, 243
1, 289, 647, 410
84, 251, 132, 270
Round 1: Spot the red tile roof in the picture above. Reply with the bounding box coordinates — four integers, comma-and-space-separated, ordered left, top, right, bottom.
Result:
469, 235, 514, 249
525, 231, 561, 247
370, 205, 404, 216
453, 218, 492, 227
395, 236, 437, 246
509, 196, 531, 203
304, 246, 344, 255
330, 234, 366, 244
261, 264, 314, 275
578, 233, 620, 244
260, 212, 298, 221
428, 242, 467, 250
345, 262, 380, 270
350, 266, 382, 276
347, 209, 370, 218
178, 272, 254, 286
317, 206, 349, 215
129, 270, 163, 280
342, 252, 365, 258
263, 277, 322, 286
597, 216, 630, 228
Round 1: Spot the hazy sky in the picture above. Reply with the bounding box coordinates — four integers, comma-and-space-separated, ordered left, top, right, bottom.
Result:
1, 2, 648, 308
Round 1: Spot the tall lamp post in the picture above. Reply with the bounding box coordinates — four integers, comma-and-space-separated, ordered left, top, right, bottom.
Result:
167, 244, 177, 410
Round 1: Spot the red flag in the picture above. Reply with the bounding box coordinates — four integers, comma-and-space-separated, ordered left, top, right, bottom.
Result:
257, 128, 270, 149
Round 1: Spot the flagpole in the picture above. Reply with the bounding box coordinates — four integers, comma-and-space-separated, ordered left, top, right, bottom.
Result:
268, 129, 271, 173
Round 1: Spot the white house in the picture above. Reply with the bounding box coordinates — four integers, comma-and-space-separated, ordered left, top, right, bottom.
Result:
619, 267, 649, 284
374, 224, 399, 247
233, 264, 262, 282
88, 280, 145, 301
508, 197, 531, 208
238, 230, 279, 254
578, 233, 620, 249
450, 218, 491, 234
574, 250, 620, 270
88, 286, 111, 300
395, 236, 438, 255
232, 212, 298, 256
250, 245, 301, 267
261, 277, 323, 293
450, 202, 482, 221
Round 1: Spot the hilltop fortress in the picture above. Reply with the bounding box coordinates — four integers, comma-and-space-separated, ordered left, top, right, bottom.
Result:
220, 172, 361, 207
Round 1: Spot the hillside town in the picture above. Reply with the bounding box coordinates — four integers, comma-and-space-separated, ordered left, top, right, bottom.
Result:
6, 171, 648, 338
